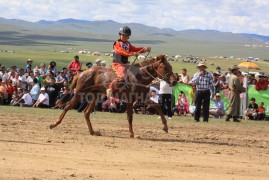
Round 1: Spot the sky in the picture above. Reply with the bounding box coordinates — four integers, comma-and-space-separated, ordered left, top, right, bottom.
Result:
0, 0, 269, 35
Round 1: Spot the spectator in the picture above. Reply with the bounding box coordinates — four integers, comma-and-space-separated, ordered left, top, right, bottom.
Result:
226, 68, 232, 81
219, 75, 228, 90
26, 71, 34, 90
159, 78, 173, 119
6, 80, 15, 104
209, 93, 225, 118
67, 55, 82, 73
173, 73, 180, 82
213, 73, 220, 93
189, 62, 215, 122
39, 63, 47, 75
56, 71, 67, 88
86, 62, 93, 69
245, 97, 258, 120
34, 69, 42, 87
20, 89, 33, 107
62, 68, 68, 74
226, 65, 246, 122
25, 59, 33, 73
45, 78, 60, 107
176, 91, 189, 116
33, 66, 39, 75
189, 85, 196, 105
66, 70, 73, 84
255, 75, 269, 91
257, 102, 266, 120
0, 66, 9, 84
18, 69, 27, 89
10, 91, 20, 106
30, 78, 40, 104
101, 61, 107, 67
237, 71, 244, 85
216, 66, 222, 75
179, 68, 190, 84
33, 87, 50, 108
95, 59, 102, 66
49, 61, 57, 76
248, 74, 256, 85
45, 71, 54, 84
146, 90, 159, 115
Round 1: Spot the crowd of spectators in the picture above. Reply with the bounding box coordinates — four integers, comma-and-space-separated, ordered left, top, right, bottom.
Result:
0, 57, 268, 120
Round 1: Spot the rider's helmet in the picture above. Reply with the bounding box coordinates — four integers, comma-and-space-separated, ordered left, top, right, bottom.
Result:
119, 26, 131, 36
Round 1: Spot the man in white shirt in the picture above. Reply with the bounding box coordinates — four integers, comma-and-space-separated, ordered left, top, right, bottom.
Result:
33, 87, 50, 108
146, 90, 160, 115
20, 89, 33, 107
30, 78, 40, 103
0, 66, 9, 84
159, 79, 173, 119
18, 69, 27, 89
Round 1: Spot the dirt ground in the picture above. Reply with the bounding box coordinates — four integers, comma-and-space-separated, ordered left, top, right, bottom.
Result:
1, 107, 269, 180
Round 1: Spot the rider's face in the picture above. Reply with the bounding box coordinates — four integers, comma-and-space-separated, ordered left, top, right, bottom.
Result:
120, 34, 130, 42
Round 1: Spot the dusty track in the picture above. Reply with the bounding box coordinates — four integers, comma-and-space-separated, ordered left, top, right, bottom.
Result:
0, 107, 269, 179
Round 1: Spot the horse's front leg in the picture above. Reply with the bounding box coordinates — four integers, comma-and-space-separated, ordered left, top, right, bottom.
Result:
126, 103, 134, 138
154, 104, 168, 133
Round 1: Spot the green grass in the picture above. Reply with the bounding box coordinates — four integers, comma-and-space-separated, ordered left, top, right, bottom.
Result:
1, 106, 268, 130
0, 50, 269, 76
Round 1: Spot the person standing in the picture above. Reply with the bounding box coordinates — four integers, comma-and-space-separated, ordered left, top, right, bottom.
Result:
189, 62, 215, 122
159, 79, 173, 119
67, 55, 82, 73
45, 78, 60, 107
30, 78, 40, 104
226, 65, 246, 122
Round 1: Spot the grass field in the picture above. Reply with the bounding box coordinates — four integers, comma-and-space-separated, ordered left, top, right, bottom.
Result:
0, 50, 269, 76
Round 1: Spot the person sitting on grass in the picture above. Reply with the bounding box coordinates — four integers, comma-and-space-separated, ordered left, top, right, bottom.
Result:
257, 102, 266, 120
209, 93, 225, 118
20, 88, 33, 107
33, 87, 50, 108
175, 91, 189, 116
245, 97, 258, 120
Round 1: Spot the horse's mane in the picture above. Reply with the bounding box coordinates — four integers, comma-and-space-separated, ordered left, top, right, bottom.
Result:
133, 54, 166, 67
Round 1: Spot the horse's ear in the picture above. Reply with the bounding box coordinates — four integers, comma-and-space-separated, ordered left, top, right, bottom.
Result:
156, 54, 166, 61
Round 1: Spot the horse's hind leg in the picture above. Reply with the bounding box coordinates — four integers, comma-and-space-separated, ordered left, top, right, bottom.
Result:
84, 102, 101, 136
154, 104, 168, 133
50, 94, 80, 129
126, 103, 134, 138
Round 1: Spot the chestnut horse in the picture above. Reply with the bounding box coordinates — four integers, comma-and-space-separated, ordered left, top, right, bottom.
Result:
50, 54, 176, 138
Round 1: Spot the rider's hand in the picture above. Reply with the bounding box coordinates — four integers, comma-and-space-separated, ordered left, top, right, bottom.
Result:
133, 52, 139, 57
145, 47, 151, 52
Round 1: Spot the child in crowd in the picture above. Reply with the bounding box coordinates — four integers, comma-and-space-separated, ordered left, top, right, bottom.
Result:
245, 97, 258, 120
257, 102, 266, 120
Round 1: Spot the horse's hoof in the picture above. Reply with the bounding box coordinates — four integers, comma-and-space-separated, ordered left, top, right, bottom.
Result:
50, 124, 56, 129
94, 131, 102, 136
163, 127, 168, 133
130, 134, 134, 138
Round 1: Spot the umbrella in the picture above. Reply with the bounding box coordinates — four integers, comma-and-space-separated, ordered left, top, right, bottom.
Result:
238, 62, 261, 70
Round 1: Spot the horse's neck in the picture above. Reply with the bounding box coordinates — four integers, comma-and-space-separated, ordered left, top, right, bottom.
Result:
138, 65, 157, 84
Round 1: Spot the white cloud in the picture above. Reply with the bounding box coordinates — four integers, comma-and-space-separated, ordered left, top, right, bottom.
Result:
0, 0, 269, 35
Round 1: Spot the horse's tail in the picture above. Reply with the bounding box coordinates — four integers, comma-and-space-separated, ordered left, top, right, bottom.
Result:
55, 74, 79, 107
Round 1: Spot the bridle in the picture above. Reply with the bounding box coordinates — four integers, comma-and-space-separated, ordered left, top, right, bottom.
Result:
140, 59, 173, 82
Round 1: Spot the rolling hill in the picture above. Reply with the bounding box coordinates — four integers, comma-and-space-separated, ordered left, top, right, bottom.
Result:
0, 17, 268, 59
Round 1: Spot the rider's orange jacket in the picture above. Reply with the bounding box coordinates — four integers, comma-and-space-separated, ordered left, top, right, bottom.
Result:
113, 41, 145, 57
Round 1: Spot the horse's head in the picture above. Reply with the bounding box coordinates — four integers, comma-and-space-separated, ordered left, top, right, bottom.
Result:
155, 54, 177, 86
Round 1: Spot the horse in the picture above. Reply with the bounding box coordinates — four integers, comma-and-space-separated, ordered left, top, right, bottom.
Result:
50, 54, 177, 138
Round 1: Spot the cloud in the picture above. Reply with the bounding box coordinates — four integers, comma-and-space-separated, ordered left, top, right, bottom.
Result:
0, 0, 268, 35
